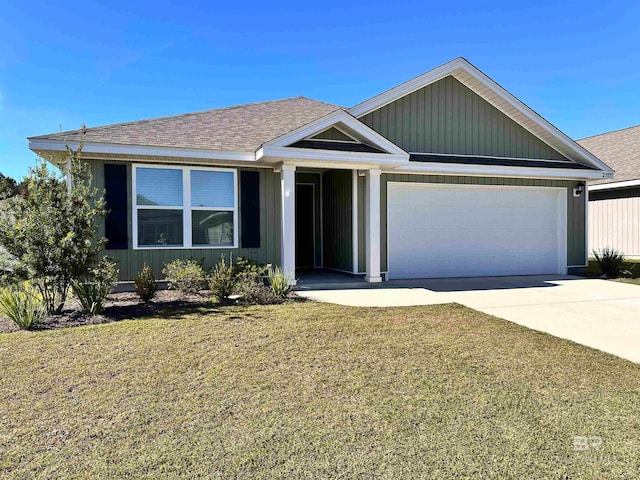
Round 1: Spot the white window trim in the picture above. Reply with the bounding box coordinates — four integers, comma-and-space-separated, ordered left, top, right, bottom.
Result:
132, 163, 238, 250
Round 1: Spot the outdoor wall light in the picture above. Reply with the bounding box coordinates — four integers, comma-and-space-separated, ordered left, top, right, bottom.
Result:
573, 182, 585, 197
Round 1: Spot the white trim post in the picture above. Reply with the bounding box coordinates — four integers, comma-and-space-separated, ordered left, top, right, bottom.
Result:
65, 156, 72, 192
365, 168, 382, 283
281, 164, 297, 285
352, 169, 359, 274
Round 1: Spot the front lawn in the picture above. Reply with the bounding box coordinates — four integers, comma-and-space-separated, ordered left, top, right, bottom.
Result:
1, 302, 639, 478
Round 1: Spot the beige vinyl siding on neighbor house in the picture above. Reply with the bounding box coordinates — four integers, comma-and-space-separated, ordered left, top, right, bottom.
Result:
359, 76, 569, 161
372, 175, 586, 272
89, 159, 281, 281
589, 188, 640, 258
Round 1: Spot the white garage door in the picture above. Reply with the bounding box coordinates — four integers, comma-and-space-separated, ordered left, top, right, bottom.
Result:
387, 183, 566, 279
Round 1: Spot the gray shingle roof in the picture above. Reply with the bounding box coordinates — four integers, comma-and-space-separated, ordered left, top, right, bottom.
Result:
577, 125, 640, 185
29, 97, 342, 152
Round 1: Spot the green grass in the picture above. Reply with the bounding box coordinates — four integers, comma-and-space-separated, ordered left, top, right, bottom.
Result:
1, 302, 639, 479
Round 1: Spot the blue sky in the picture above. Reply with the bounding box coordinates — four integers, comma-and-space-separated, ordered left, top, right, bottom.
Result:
1, 0, 639, 180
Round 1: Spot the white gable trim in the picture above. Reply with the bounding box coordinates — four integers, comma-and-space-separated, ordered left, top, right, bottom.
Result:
263, 109, 408, 157
348, 57, 613, 174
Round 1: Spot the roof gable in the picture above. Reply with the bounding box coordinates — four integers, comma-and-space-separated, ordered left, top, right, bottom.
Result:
349, 57, 612, 173
308, 126, 358, 142
360, 75, 571, 162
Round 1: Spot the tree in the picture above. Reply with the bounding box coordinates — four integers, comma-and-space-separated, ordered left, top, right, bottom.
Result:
0, 147, 107, 314
0, 173, 19, 200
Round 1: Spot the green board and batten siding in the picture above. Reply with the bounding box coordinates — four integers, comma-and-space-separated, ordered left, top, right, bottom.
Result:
360, 75, 570, 161
311, 127, 355, 142
322, 170, 353, 272
89, 159, 281, 281
356, 175, 587, 273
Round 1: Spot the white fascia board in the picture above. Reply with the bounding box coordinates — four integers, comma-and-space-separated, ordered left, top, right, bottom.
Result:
29, 138, 257, 162
391, 162, 608, 180
259, 145, 409, 167
264, 109, 408, 156
349, 58, 463, 117
589, 179, 640, 191
348, 57, 614, 174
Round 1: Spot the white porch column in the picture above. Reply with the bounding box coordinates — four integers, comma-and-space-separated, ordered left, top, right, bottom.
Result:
280, 164, 297, 286
365, 168, 382, 283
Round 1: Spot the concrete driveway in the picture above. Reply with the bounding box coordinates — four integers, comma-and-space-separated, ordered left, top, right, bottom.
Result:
297, 275, 640, 363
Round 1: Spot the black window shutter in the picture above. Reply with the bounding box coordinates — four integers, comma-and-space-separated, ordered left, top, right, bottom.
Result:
104, 164, 128, 249
240, 171, 260, 248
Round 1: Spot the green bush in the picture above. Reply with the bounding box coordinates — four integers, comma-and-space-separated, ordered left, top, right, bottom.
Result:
209, 254, 236, 301
267, 266, 292, 298
72, 258, 119, 315
0, 149, 107, 314
210, 255, 269, 303
233, 256, 266, 283
593, 248, 629, 278
134, 264, 157, 303
236, 281, 282, 305
162, 259, 206, 294
0, 283, 46, 330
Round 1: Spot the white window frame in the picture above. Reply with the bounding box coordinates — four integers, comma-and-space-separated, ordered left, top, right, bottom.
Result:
132, 163, 238, 250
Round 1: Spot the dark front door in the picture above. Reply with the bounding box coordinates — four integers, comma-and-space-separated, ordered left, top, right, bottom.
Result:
296, 184, 315, 269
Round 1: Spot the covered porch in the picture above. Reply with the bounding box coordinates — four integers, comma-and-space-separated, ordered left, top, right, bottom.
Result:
280, 164, 383, 285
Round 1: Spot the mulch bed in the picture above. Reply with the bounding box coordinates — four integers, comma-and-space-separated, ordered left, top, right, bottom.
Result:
0, 290, 212, 333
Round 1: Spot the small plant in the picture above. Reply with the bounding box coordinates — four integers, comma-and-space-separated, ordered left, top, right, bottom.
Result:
267, 266, 292, 298
236, 281, 283, 305
72, 257, 119, 315
209, 254, 236, 301
233, 256, 266, 283
0, 283, 46, 330
162, 259, 206, 294
593, 248, 629, 278
134, 264, 157, 303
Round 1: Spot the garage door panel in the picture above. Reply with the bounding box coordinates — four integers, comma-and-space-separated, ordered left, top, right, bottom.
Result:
387, 183, 564, 279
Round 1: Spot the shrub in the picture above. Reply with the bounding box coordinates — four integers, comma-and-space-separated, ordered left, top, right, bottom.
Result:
134, 264, 157, 303
0, 144, 107, 314
236, 281, 283, 305
233, 256, 266, 283
209, 254, 236, 301
593, 248, 629, 278
268, 266, 292, 298
0, 283, 46, 330
162, 259, 206, 294
72, 257, 119, 315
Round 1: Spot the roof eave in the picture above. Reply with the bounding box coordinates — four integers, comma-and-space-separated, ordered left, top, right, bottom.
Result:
29, 138, 257, 163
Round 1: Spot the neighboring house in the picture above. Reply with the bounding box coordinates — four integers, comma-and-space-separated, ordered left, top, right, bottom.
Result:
29, 58, 613, 283
577, 125, 640, 258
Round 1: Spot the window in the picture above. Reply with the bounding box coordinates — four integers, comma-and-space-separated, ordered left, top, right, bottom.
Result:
133, 165, 237, 249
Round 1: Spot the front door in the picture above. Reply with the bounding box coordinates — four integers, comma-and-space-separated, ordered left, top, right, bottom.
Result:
296, 184, 315, 269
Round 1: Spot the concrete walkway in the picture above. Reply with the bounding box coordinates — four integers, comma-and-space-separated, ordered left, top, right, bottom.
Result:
297, 275, 640, 364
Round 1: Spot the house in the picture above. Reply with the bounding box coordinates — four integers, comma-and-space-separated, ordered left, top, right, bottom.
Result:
578, 125, 640, 258
28, 58, 613, 284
